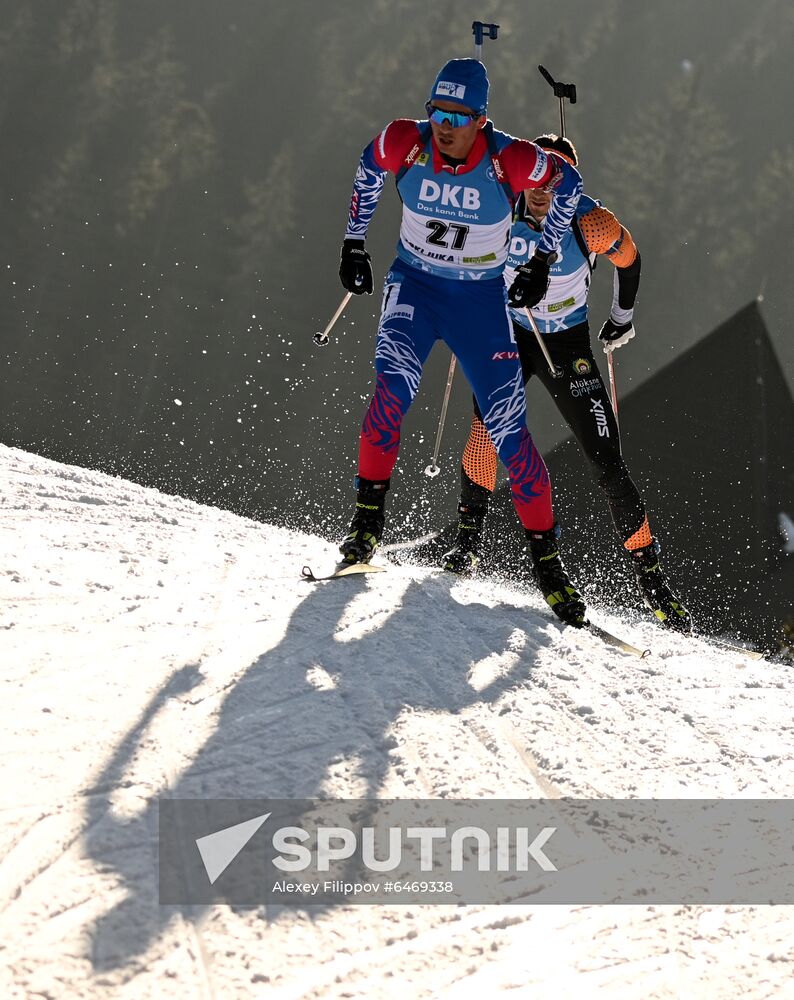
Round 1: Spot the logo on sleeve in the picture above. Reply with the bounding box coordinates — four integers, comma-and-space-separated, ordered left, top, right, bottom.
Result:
529, 148, 549, 183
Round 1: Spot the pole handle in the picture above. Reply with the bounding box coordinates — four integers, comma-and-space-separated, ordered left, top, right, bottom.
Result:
472, 21, 499, 46
537, 65, 577, 104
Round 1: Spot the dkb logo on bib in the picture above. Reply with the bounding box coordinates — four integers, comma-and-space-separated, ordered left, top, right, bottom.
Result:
418, 179, 481, 210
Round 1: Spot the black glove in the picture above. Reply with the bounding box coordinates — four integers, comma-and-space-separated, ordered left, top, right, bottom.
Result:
507, 252, 553, 309
598, 317, 636, 354
339, 238, 373, 295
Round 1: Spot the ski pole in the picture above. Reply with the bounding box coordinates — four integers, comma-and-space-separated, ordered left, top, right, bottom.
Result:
313, 292, 353, 347
539, 65, 622, 419
424, 353, 457, 478
523, 308, 563, 378
423, 21, 500, 478
535, 65, 583, 383
607, 351, 620, 431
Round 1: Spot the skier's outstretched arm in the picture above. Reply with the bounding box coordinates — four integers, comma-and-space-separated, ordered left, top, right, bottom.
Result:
578, 205, 641, 353
339, 119, 421, 295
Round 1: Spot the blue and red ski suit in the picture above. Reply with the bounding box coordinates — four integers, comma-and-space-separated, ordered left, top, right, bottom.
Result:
344, 118, 582, 529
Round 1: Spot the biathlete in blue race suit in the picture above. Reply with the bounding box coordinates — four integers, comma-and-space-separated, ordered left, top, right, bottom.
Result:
336, 58, 588, 626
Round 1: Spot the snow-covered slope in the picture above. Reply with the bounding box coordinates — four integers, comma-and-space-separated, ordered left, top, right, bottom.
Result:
1, 443, 792, 998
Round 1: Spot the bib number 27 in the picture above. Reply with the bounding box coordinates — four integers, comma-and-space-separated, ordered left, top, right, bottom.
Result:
425, 220, 470, 250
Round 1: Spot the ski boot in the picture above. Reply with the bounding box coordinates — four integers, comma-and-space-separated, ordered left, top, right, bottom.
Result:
442, 477, 491, 575
629, 538, 691, 632
339, 477, 389, 565
526, 525, 587, 627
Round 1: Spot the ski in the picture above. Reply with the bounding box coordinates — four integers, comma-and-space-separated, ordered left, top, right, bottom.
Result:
302, 560, 650, 656
699, 635, 765, 660
583, 620, 651, 658
301, 562, 387, 582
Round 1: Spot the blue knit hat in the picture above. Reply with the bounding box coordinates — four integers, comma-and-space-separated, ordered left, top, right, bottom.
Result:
429, 58, 489, 114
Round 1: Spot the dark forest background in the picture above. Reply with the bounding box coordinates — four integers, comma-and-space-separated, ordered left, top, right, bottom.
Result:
1, 0, 792, 553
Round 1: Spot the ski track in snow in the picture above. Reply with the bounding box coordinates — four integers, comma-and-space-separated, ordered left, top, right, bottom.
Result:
1, 442, 792, 999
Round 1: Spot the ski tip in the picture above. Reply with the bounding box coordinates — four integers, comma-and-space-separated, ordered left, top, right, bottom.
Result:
698, 635, 767, 660
584, 620, 651, 658
301, 561, 387, 582
333, 561, 387, 578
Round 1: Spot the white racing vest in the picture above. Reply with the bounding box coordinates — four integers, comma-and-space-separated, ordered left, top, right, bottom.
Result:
507, 194, 599, 333
394, 129, 514, 281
